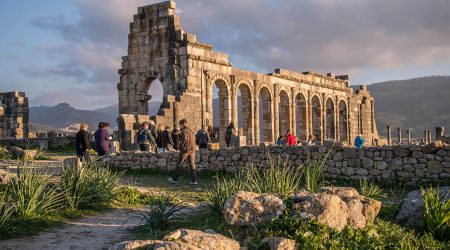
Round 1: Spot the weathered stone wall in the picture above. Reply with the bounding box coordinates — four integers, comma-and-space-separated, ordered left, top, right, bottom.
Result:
0, 91, 29, 139
105, 145, 450, 184
0, 136, 74, 150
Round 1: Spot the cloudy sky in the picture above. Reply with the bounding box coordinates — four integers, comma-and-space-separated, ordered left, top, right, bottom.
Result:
1, 0, 449, 110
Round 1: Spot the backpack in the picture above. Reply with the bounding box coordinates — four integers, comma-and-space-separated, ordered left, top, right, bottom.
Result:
138, 129, 150, 144
198, 131, 208, 145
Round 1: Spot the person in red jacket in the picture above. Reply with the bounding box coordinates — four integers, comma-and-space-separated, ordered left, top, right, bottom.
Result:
286, 130, 297, 146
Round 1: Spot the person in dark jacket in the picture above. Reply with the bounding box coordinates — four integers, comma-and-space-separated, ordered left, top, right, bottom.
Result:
196, 125, 212, 149
94, 122, 111, 156
207, 125, 216, 143
171, 126, 181, 150
160, 126, 174, 152
225, 123, 237, 147
137, 122, 155, 152
148, 120, 158, 152
168, 119, 197, 184
75, 123, 90, 162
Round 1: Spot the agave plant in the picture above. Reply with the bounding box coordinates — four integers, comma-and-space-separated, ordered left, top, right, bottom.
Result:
302, 151, 331, 193
359, 178, 386, 200
421, 186, 450, 241
8, 166, 63, 217
0, 194, 13, 238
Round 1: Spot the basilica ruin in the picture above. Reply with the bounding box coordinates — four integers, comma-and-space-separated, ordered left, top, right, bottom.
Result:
0, 91, 29, 139
117, 1, 379, 150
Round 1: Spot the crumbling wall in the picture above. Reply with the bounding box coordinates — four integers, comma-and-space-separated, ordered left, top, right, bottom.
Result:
0, 91, 29, 139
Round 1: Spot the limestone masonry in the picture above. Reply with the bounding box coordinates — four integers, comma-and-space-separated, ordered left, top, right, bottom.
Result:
0, 91, 29, 139
117, 1, 379, 150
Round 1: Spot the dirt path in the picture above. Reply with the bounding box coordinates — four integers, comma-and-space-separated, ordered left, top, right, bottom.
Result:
0, 208, 143, 250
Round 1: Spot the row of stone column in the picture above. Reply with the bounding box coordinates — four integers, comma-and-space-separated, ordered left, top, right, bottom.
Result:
385, 125, 440, 145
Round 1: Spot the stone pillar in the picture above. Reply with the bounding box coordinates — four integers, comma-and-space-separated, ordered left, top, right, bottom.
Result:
397, 127, 402, 144
424, 130, 428, 144
386, 125, 391, 146
435, 127, 445, 140
254, 81, 260, 144
406, 129, 411, 144
427, 130, 432, 144
273, 89, 279, 140
231, 76, 238, 128
291, 88, 296, 137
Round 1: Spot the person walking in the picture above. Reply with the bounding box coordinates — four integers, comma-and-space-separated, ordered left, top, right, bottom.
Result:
148, 120, 158, 152
161, 126, 174, 152
196, 125, 212, 149
171, 126, 181, 151
137, 122, 156, 152
207, 125, 216, 143
225, 122, 237, 147
75, 123, 90, 162
354, 135, 365, 149
168, 119, 197, 185
94, 122, 110, 156
286, 130, 297, 146
156, 125, 164, 153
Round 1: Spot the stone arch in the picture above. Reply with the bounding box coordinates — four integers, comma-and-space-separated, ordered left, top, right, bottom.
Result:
295, 92, 307, 141
211, 78, 231, 146
278, 89, 291, 136
258, 86, 273, 143
143, 77, 164, 117
236, 80, 253, 144
311, 94, 322, 142
325, 97, 336, 140
339, 99, 348, 142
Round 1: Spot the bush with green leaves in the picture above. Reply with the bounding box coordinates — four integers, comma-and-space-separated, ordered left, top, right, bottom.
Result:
8, 167, 63, 217
204, 160, 302, 215
137, 193, 185, 233
0, 147, 12, 160
60, 162, 123, 210
0, 197, 13, 238
358, 178, 386, 200
421, 186, 450, 241
302, 158, 325, 194
116, 186, 153, 205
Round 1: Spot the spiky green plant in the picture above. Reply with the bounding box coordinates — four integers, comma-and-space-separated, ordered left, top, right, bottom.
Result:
359, 178, 386, 200
8, 166, 63, 217
421, 186, 450, 241
60, 162, 123, 210
0, 194, 13, 238
137, 193, 185, 233
0, 147, 12, 160
302, 151, 330, 193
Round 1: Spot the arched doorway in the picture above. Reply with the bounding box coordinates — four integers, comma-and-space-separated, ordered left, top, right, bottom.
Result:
311, 95, 322, 143
295, 93, 307, 141
146, 79, 163, 117
258, 87, 273, 143
278, 90, 291, 136
326, 98, 335, 140
237, 83, 253, 144
211, 79, 230, 145
339, 100, 348, 142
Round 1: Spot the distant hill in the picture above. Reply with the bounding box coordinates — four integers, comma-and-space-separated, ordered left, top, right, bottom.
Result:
29, 101, 162, 130
354, 76, 450, 138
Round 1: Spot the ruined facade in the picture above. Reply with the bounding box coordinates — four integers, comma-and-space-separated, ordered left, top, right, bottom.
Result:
0, 91, 29, 139
117, 1, 378, 150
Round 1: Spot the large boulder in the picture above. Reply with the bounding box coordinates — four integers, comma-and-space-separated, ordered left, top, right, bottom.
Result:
154, 241, 201, 250
161, 229, 240, 250
62, 157, 83, 171
291, 187, 381, 231
422, 140, 443, 154
259, 237, 298, 250
109, 240, 163, 250
224, 191, 286, 226
0, 169, 9, 185
396, 186, 450, 227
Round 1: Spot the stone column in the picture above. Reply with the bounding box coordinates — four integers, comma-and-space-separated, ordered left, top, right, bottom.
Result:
386, 125, 391, 146
397, 127, 402, 144
291, 88, 296, 137
231, 76, 238, 128
322, 95, 327, 141
406, 129, 411, 144
435, 127, 445, 140
427, 130, 432, 144
273, 88, 279, 140
424, 130, 428, 144
254, 81, 260, 144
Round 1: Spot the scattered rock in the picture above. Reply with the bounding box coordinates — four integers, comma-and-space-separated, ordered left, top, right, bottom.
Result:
0, 169, 9, 184
154, 241, 201, 250
162, 229, 240, 250
291, 187, 381, 231
422, 140, 443, 154
259, 237, 298, 250
395, 186, 450, 227
8, 146, 24, 159
224, 191, 286, 226
23, 150, 38, 160
109, 240, 163, 250
63, 157, 82, 171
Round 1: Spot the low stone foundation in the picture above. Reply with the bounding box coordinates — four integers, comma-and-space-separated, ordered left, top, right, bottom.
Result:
104, 145, 450, 184
0, 136, 74, 150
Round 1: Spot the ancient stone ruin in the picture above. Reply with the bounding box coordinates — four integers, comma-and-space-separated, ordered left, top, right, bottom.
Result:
0, 91, 29, 139
117, 1, 379, 150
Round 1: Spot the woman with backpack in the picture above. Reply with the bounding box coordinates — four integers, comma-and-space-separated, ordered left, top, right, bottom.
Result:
196, 125, 212, 149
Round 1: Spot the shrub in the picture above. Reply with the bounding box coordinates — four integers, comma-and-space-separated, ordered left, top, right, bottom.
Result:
116, 186, 153, 205
358, 178, 386, 200
137, 193, 185, 233
8, 166, 63, 217
421, 186, 450, 241
0, 197, 13, 238
0, 147, 12, 160
60, 162, 123, 210
204, 161, 302, 215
